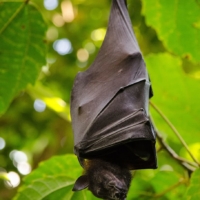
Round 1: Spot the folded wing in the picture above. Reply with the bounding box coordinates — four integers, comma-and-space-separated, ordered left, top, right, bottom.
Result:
70, 0, 157, 169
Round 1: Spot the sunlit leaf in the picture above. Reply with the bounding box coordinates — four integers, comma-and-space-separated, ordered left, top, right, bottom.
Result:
0, 172, 9, 181
24, 154, 81, 184
180, 143, 200, 163
142, 0, 200, 62
14, 175, 76, 200
27, 83, 71, 121
145, 53, 200, 144
0, 2, 47, 115
14, 154, 99, 200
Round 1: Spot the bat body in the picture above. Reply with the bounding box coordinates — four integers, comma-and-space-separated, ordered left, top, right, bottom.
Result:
70, 0, 157, 199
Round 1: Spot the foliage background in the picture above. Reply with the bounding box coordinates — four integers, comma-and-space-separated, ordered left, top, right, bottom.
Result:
0, 0, 200, 199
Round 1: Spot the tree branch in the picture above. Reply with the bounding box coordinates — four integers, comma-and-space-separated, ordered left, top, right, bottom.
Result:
150, 101, 200, 166
156, 130, 198, 172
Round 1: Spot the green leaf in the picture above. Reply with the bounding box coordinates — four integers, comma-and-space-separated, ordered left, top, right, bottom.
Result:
24, 154, 82, 184
185, 168, 200, 200
14, 154, 99, 200
14, 176, 75, 200
145, 53, 200, 145
127, 155, 187, 200
142, 0, 200, 62
151, 171, 186, 200
0, 2, 47, 115
127, 171, 155, 200
157, 151, 185, 177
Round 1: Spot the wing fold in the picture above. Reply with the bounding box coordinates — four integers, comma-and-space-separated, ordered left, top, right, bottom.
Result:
70, 0, 157, 170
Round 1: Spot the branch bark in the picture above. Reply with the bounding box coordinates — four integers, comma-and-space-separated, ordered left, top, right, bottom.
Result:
156, 130, 198, 173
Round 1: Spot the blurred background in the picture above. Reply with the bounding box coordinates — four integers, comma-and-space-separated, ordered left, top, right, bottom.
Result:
0, 0, 200, 199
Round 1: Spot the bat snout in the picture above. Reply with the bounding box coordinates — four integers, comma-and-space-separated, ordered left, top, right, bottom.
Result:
114, 191, 126, 200
113, 187, 127, 200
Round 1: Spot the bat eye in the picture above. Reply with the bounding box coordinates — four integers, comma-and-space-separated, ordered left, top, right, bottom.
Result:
108, 182, 115, 187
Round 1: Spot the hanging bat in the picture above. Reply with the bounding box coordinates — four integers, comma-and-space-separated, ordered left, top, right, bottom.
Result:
70, 0, 157, 199
73, 159, 132, 200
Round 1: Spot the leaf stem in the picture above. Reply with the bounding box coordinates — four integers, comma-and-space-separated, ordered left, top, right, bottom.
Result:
150, 101, 200, 167
0, 2, 25, 35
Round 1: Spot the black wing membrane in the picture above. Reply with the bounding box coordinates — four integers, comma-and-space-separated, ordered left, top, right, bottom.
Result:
70, 0, 157, 170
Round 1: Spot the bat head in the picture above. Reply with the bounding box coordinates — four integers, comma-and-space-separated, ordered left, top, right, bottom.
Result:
72, 159, 132, 200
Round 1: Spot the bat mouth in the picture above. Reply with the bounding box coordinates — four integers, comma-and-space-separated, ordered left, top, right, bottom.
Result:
108, 188, 127, 200
102, 187, 127, 200
114, 191, 127, 200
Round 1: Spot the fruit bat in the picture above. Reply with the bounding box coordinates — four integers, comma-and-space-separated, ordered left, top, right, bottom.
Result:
70, 0, 157, 199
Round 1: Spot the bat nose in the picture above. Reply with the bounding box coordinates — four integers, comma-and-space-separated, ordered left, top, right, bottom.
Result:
114, 191, 126, 200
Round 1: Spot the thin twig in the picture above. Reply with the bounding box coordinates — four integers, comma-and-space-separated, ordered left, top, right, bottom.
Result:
134, 178, 187, 198
150, 116, 198, 171
156, 130, 198, 172
150, 101, 200, 166
154, 178, 187, 198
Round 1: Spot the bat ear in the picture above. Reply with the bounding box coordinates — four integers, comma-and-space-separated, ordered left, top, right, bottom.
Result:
72, 175, 89, 191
